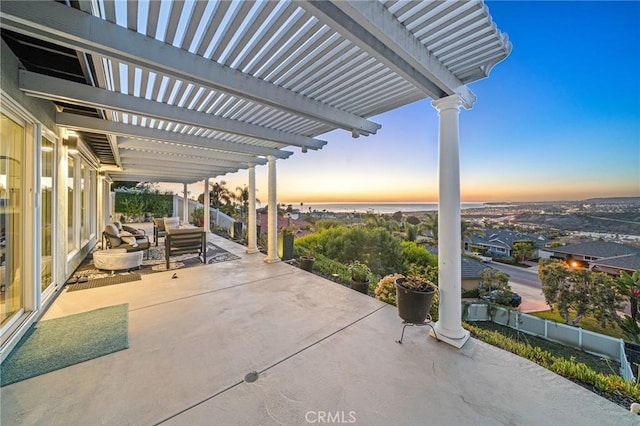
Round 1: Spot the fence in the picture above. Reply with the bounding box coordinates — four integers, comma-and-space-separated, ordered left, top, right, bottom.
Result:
464, 303, 635, 382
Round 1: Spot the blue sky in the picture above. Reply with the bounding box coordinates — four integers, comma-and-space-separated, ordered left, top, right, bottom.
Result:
176, 1, 640, 204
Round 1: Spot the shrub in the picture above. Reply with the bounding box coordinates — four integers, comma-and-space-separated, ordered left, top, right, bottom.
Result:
400, 241, 437, 272
297, 225, 403, 277
374, 274, 404, 306
462, 288, 480, 298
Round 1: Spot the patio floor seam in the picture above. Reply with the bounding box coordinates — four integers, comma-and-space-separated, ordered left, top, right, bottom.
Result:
153, 303, 388, 425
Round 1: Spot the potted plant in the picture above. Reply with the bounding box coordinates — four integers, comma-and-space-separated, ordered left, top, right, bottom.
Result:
395, 273, 437, 324
191, 207, 204, 226
299, 245, 319, 272
348, 261, 371, 294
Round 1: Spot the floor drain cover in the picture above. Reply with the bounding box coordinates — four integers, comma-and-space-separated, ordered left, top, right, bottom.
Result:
244, 371, 259, 383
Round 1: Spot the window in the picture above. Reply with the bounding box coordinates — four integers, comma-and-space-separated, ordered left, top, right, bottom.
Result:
41, 136, 54, 293
67, 156, 76, 253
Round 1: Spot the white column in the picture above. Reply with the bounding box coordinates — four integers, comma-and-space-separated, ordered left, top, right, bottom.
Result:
204, 177, 210, 232
246, 164, 259, 254
431, 94, 470, 349
264, 156, 279, 263
182, 183, 188, 225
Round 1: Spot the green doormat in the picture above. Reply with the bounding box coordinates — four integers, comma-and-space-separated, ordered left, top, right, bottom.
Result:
1, 304, 129, 386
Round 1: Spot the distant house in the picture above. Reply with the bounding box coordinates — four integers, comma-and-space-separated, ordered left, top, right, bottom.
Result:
426, 246, 492, 291
591, 254, 640, 276
548, 241, 640, 275
461, 256, 494, 292
466, 228, 547, 258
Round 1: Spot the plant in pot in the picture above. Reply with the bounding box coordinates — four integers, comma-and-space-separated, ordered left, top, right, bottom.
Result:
348, 261, 371, 294
191, 207, 204, 226
395, 272, 437, 324
278, 226, 295, 261
299, 245, 320, 272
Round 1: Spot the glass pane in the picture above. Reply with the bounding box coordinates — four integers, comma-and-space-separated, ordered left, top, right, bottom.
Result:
0, 113, 24, 326
67, 156, 75, 252
41, 137, 54, 292
81, 163, 86, 240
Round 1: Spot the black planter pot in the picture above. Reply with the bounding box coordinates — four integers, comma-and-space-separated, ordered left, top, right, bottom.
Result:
278, 233, 294, 261
232, 221, 243, 240
395, 278, 436, 323
350, 278, 370, 294
299, 256, 315, 272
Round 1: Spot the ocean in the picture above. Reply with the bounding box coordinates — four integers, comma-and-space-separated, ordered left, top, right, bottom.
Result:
297, 202, 489, 214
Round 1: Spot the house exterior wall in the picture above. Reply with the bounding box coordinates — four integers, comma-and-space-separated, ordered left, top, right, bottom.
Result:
462, 278, 481, 292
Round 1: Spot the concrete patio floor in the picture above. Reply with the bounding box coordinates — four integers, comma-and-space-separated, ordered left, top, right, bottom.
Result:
0, 234, 635, 425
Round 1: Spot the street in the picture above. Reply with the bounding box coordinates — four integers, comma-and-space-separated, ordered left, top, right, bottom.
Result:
487, 262, 550, 313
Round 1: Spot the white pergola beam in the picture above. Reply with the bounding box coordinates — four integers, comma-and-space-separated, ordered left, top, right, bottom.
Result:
21, 71, 323, 150
119, 149, 248, 169
56, 112, 291, 159
117, 138, 268, 165
110, 167, 216, 179
301, 1, 477, 108
1, 0, 381, 136
122, 158, 232, 176
107, 173, 208, 184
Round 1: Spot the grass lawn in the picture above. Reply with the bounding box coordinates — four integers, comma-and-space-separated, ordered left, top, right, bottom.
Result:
467, 321, 621, 376
528, 308, 626, 339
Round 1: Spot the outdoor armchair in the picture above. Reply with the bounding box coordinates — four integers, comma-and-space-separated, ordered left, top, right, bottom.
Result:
153, 218, 166, 246
113, 221, 146, 237
102, 224, 150, 258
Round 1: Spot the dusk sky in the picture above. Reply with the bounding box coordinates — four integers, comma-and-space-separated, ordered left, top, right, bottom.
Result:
167, 1, 640, 205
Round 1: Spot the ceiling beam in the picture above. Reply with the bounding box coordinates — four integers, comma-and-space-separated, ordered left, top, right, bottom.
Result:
1, 0, 381, 135
300, 1, 477, 108
56, 112, 291, 159
119, 150, 247, 169
120, 159, 234, 175
117, 138, 267, 165
106, 172, 210, 184
22, 70, 322, 150
111, 167, 217, 179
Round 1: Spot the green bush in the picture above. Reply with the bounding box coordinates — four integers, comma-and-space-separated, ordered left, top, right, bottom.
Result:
374, 273, 403, 306
401, 241, 437, 272
115, 192, 173, 218
296, 225, 403, 277
462, 288, 480, 298
315, 219, 344, 230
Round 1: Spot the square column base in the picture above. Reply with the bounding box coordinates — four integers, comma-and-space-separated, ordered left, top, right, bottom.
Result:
263, 257, 280, 264
430, 328, 470, 349
246, 248, 260, 254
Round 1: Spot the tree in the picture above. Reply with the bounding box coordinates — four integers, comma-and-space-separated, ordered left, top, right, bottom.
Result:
198, 180, 232, 209
478, 268, 512, 306
538, 259, 619, 327
512, 240, 535, 262
423, 213, 438, 243
603, 270, 640, 342
461, 219, 484, 251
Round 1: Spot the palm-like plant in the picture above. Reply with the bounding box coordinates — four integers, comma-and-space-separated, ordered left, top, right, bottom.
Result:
422, 213, 438, 243
211, 180, 232, 209
461, 219, 484, 252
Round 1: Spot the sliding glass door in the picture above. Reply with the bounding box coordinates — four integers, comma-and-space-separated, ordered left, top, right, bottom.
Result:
0, 112, 24, 328
41, 136, 54, 294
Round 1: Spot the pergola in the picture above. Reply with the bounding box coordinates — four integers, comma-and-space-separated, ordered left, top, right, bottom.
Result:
1, 0, 511, 348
